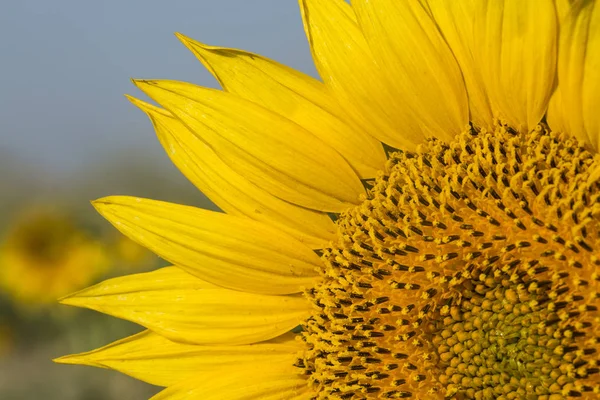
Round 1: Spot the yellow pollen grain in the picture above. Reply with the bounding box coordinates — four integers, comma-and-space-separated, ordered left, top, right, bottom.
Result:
297, 125, 600, 399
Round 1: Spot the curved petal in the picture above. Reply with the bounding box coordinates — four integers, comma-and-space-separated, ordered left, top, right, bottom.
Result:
93, 196, 321, 295
299, 0, 424, 150
127, 97, 336, 249
548, 0, 600, 150
59, 267, 311, 345
54, 329, 302, 387
351, 0, 469, 142
151, 363, 310, 400
133, 79, 364, 213
473, 0, 558, 131
555, 0, 575, 20
426, 0, 494, 130
175, 34, 386, 178
547, 82, 569, 135
545, 0, 573, 136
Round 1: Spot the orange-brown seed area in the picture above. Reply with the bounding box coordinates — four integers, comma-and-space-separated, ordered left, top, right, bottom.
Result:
297, 126, 600, 399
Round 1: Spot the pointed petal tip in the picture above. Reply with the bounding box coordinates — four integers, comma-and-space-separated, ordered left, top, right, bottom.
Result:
175, 32, 197, 52
91, 196, 141, 219
57, 283, 90, 304
125, 95, 165, 115
92, 195, 124, 206
53, 353, 104, 368
58, 286, 105, 311
124, 94, 147, 110
174, 31, 191, 43
131, 79, 178, 101
124, 93, 141, 105
175, 33, 214, 66
131, 78, 144, 88
173, 33, 227, 75
53, 355, 71, 365
131, 78, 151, 94
90, 196, 119, 219
57, 293, 70, 304
90, 197, 107, 209
53, 355, 80, 365
93, 195, 166, 216
174, 32, 208, 50
90, 199, 101, 214
132, 79, 159, 90
57, 292, 82, 307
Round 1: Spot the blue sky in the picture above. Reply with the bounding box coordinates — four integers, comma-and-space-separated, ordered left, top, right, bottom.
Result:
0, 0, 318, 174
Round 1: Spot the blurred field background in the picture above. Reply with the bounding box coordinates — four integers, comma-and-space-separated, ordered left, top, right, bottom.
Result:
0, 1, 317, 398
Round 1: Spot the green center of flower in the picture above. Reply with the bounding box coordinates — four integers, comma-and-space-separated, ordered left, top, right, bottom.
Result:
297, 126, 600, 399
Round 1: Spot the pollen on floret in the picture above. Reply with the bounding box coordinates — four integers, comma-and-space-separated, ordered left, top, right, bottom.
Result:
296, 125, 600, 399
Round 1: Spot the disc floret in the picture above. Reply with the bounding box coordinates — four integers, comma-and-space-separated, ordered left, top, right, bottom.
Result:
298, 126, 600, 399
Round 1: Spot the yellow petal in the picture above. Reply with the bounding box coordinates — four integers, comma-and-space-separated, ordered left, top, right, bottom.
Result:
127, 96, 336, 249
93, 196, 321, 295
151, 362, 310, 400
59, 267, 311, 345
548, 0, 600, 150
545, 0, 572, 136
473, 0, 558, 131
351, 0, 469, 142
55, 329, 302, 387
299, 0, 424, 150
547, 84, 569, 136
133, 79, 364, 213
426, 0, 494, 130
555, 0, 574, 20
175, 34, 386, 178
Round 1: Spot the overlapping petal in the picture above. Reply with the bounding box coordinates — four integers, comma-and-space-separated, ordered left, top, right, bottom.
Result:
299, 0, 426, 150
549, 0, 600, 151
55, 329, 302, 387
176, 34, 386, 178
60, 267, 312, 345
473, 0, 557, 131
127, 97, 336, 249
93, 197, 321, 295
555, 0, 575, 20
350, 0, 469, 142
134, 79, 364, 212
151, 363, 309, 400
426, 0, 494, 130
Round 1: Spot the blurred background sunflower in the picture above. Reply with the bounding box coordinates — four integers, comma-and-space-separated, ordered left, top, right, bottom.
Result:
0, 208, 107, 306
0, 1, 311, 398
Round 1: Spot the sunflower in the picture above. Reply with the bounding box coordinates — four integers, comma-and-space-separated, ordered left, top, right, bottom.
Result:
0, 209, 107, 306
55, 0, 600, 398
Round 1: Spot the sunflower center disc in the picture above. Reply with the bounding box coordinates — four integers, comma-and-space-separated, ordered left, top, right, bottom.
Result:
297, 126, 600, 399
11, 214, 78, 265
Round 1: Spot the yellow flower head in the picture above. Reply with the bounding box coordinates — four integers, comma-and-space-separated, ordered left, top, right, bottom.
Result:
57, 1, 600, 399
0, 209, 107, 305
